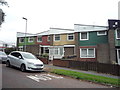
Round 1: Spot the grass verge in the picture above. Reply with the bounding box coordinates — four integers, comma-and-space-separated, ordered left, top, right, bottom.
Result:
49, 68, 120, 87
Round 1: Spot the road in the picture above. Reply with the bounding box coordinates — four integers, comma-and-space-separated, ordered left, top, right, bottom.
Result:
1, 63, 111, 88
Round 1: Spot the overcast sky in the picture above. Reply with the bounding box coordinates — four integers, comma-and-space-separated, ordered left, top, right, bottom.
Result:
0, 0, 119, 45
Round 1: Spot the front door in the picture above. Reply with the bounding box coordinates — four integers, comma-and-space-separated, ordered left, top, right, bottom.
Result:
117, 49, 120, 65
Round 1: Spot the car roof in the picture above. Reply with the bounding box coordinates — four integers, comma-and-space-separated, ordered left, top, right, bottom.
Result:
10, 51, 31, 54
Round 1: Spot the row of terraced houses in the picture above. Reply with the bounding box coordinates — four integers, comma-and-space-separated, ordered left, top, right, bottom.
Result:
16, 19, 120, 65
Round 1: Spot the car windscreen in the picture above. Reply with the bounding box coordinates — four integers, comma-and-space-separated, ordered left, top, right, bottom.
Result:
22, 53, 37, 59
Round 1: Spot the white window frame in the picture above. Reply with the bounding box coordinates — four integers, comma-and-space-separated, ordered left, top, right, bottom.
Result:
37, 36, 42, 42
19, 38, 24, 43
54, 48, 60, 55
80, 48, 95, 58
80, 32, 89, 41
54, 34, 60, 41
117, 49, 120, 65
18, 46, 23, 51
28, 37, 34, 42
47, 36, 50, 41
67, 33, 74, 41
97, 31, 107, 36
43, 47, 49, 54
116, 29, 120, 39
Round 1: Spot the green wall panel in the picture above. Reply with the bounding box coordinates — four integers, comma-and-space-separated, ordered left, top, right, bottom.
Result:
79, 32, 108, 46
18, 37, 35, 46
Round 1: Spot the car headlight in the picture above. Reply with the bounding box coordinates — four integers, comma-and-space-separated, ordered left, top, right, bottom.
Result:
27, 62, 34, 65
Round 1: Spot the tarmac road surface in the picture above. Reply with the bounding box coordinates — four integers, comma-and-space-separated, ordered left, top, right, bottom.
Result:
1, 64, 111, 88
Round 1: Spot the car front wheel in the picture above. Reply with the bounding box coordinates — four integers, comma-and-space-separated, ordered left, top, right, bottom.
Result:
20, 64, 26, 72
6, 61, 11, 67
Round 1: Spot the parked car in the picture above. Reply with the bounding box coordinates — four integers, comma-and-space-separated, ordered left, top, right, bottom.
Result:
6, 51, 44, 72
0, 51, 8, 63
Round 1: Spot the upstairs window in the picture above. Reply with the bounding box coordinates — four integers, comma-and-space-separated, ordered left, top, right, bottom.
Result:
97, 31, 107, 36
67, 34, 74, 41
116, 29, 120, 39
80, 32, 89, 40
80, 48, 95, 58
28, 37, 34, 42
19, 38, 24, 43
54, 34, 60, 41
37, 36, 42, 42
48, 36, 50, 41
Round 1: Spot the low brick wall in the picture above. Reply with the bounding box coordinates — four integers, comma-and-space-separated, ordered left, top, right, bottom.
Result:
53, 59, 70, 68
37, 57, 48, 64
53, 59, 120, 76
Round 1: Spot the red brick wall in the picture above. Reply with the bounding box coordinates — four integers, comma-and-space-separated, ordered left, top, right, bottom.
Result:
37, 57, 48, 64
53, 59, 70, 67
36, 35, 50, 45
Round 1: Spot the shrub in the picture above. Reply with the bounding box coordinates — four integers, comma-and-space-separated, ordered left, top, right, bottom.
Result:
41, 53, 49, 58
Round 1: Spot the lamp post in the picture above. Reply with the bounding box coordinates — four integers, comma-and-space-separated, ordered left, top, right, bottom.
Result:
22, 17, 27, 52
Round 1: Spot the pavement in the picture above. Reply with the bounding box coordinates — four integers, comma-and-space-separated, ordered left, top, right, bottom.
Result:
45, 64, 119, 79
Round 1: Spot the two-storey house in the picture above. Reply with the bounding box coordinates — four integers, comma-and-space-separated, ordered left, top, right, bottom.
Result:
108, 19, 120, 65
36, 31, 51, 56
48, 28, 75, 60
17, 20, 120, 65
74, 24, 109, 63
17, 32, 38, 55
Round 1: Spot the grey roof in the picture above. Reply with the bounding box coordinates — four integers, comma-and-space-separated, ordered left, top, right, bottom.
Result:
17, 32, 37, 37
37, 28, 75, 36
74, 24, 108, 32
17, 23, 109, 37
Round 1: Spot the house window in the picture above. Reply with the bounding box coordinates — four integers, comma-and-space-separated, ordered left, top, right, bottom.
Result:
19, 38, 24, 43
28, 37, 34, 42
97, 31, 107, 36
44, 47, 49, 54
54, 34, 60, 41
48, 36, 50, 41
80, 48, 95, 58
67, 33, 74, 41
54, 48, 59, 55
116, 29, 120, 39
37, 36, 42, 42
80, 32, 89, 40
19, 46, 23, 51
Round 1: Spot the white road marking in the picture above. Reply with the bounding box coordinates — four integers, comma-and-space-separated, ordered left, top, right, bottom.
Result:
46, 74, 63, 79
39, 75, 52, 80
27, 75, 40, 82
26, 74, 63, 82
36, 76, 47, 81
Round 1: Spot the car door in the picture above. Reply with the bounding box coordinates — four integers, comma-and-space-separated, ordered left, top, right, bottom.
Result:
15, 53, 24, 68
9, 52, 18, 66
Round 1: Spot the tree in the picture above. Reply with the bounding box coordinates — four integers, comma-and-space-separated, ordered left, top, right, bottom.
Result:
0, 0, 8, 26
0, 0, 8, 6
0, 9, 4, 25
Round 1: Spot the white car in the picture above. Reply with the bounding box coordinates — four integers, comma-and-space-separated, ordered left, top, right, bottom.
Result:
6, 51, 44, 72
0, 51, 8, 63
